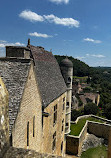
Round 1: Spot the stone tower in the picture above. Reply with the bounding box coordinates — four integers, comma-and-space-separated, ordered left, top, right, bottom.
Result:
60, 57, 73, 134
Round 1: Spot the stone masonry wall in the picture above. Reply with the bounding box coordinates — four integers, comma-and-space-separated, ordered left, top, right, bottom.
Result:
42, 92, 67, 157
12, 62, 43, 152
88, 121, 111, 139
66, 121, 88, 156
0, 77, 9, 158
4, 147, 71, 158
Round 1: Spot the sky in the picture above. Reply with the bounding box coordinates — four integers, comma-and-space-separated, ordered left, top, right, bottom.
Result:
0, 0, 111, 67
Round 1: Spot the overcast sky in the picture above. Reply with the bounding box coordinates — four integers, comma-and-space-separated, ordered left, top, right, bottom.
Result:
0, 0, 111, 66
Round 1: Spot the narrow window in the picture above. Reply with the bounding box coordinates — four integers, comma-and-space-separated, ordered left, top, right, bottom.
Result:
27, 122, 29, 146
67, 77, 71, 83
66, 122, 69, 127
63, 97, 65, 102
67, 102, 69, 107
53, 104, 57, 126
61, 141, 63, 153
33, 116, 35, 137
62, 119, 64, 133
52, 131, 56, 151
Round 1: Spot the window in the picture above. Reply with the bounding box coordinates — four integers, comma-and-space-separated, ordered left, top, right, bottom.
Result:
63, 97, 65, 102
27, 122, 29, 146
61, 141, 63, 153
52, 132, 56, 151
67, 102, 69, 107
62, 119, 64, 132
63, 97, 65, 111
33, 116, 35, 137
67, 77, 71, 83
53, 104, 57, 125
66, 122, 69, 127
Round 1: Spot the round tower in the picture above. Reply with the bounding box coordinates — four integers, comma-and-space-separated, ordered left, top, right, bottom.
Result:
60, 57, 73, 134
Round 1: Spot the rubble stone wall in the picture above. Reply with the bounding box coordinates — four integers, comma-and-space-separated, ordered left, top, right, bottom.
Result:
0, 77, 9, 158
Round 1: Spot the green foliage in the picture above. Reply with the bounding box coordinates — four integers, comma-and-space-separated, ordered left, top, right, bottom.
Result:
71, 109, 81, 121
104, 103, 111, 119
76, 94, 83, 107
84, 103, 99, 115
81, 145, 107, 158
83, 86, 92, 93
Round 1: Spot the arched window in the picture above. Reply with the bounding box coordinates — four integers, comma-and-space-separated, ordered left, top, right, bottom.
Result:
27, 122, 29, 146
33, 116, 35, 137
67, 77, 71, 83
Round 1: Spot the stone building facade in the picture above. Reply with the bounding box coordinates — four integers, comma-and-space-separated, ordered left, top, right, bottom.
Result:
0, 77, 9, 158
0, 40, 73, 157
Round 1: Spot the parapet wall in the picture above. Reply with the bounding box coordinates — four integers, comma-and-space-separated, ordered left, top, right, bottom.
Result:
66, 115, 111, 156
0, 77, 9, 158
88, 121, 111, 139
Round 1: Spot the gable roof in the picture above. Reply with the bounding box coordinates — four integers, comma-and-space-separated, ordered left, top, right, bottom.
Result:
29, 45, 67, 108
0, 58, 31, 135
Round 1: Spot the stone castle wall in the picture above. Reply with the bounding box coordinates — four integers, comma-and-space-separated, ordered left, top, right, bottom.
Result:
66, 121, 88, 156
43, 92, 67, 157
12, 63, 43, 152
88, 121, 111, 139
0, 77, 9, 158
66, 115, 111, 156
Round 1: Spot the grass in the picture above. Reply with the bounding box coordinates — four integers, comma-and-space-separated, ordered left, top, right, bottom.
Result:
70, 117, 104, 136
81, 145, 108, 158
73, 76, 88, 79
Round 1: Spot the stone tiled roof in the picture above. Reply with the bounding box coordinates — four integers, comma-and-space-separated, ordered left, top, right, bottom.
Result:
0, 58, 31, 135
29, 45, 67, 108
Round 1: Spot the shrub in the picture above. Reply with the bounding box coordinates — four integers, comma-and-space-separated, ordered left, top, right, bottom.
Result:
84, 103, 99, 115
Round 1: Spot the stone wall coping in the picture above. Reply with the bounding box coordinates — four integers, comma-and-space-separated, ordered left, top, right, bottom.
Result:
88, 120, 111, 127
69, 116, 111, 139
73, 114, 111, 125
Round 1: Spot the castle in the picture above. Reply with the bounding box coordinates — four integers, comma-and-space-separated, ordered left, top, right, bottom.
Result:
0, 39, 73, 157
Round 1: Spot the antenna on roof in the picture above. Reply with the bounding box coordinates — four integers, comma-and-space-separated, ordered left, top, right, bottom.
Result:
28, 38, 30, 46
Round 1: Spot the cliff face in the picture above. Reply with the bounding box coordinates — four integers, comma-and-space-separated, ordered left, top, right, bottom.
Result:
0, 77, 9, 158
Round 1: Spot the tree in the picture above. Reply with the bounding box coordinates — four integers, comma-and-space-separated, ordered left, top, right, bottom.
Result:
104, 103, 111, 120
71, 109, 81, 121
84, 103, 99, 115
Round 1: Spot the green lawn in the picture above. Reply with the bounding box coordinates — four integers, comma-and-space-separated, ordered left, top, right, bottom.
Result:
81, 145, 108, 158
70, 117, 104, 136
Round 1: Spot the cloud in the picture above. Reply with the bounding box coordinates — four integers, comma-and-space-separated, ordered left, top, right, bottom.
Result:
75, 54, 105, 61
44, 14, 80, 28
91, 54, 105, 58
86, 53, 105, 58
0, 40, 25, 48
19, 10, 44, 22
29, 32, 53, 38
84, 38, 102, 43
19, 10, 80, 28
76, 56, 86, 60
49, 0, 69, 4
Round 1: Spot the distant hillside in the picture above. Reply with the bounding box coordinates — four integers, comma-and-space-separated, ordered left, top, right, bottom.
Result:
55, 55, 90, 77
